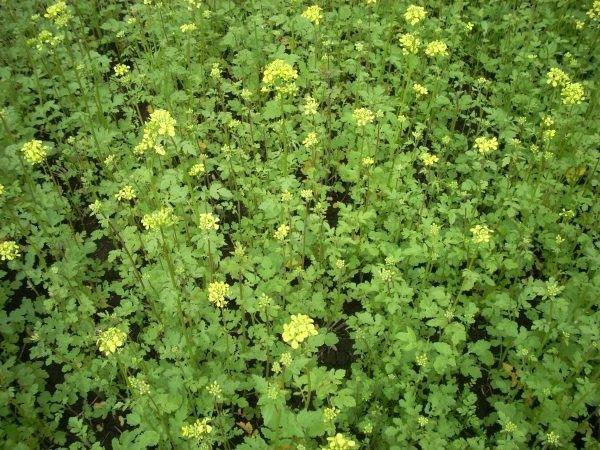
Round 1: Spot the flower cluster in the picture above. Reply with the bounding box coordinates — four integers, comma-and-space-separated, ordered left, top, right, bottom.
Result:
301, 5, 323, 25
323, 407, 339, 422
587, 1, 600, 20
199, 212, 219, 231
262, 59, 298, 95
546, 67, 570, 87
114, 64, 130, 77
97, 327, 127, 355
282, 314, 318, 349
425, 40, 448, 57
399, 33, 420, 54
180, 23, 197, 33
206, 381, 223, 399
141, 207, 177, 230
303, 96, 319, 115
134, 109, 176, 155
208, 281, 230, 307
420, 151, 439, 166
418, 416, 429, 427
474, 136, 499, 154
303, 132, 319, 148
413, 83, 428, 97
0, 241, 20, 261
115, 185, 136, 201
181, 418, 212, 440
21, 139, 49, 165
470, 225, 494, 244
28, 30, 64, 53
274, 224, 290, 240
189, 162, 205, 176
561, 82, 584, 105
323, 433, 356, 450
45, 1, 72, 27
404, 5, 427, 25
128, 376, 151, 395
416, 353, 429, 366
352, 107, 375, 127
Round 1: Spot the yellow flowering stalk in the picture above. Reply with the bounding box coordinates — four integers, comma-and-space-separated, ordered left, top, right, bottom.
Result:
561, 82, 585, 105
546, 67, 570, 87
413, 83, 428, 97
199, 212, 219, 231
180, 23, 197, 33
282, 314, 318, 349
404, 5, 427, 25
303, 95, 319, 115
587, 1, 600, 20
21, 139, 49, 165
420, 151, 439, 166
301, 5, 323, 25
189, 162, 205, 176
262, 59, 298, 95
141, 207, 177, 230
208, 281, 230, 307
0, 241, 20, 261
44, 1, 72, 27
114, 64, 130, 77
97, 327, 127, 355
181, 418, 212, 440
425, 40, 448, 57
353, 107, 375, 127
303, 132, 319, 148
134, 109, 176, 155
323, 433, 356, 450
274, 224, 290, 240
399, 33, 420, 55
0, 184, 4, 196
474, 136, 499, 154
115, 185, 136, 201
470, 225, 494, 244
362, 156, 375, 167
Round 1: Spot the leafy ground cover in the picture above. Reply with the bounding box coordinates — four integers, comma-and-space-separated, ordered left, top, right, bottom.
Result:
1, 0, 599, 448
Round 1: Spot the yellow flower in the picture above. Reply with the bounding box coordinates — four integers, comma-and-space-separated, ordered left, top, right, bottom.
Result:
180, 23, 197, 33
303, 95, 319, 115
0, 241, 20, 261
362, 156, 375, 167
303, 132, 319, 148
114, 64, 130, 77
274, 224, 290, 240
301, 5, 323, 25
470, 225, 494, 244
97, 327, 127, 355
44, 1, 71, 27
415, 353, 428, 366
281, 190, 292, 202
128, 376, 151, 395
353, 107, 375, 127
561, 82, 585, 105
206, 381, 223, 398
420, 151, 439, 166
399, 33, 420, 55
418, 416, 429, 427
21, 139, 48, 165
141, 207, 177, 230
199, 212, 219, 231
262, 60, 298, 94
181, 418, 212, 440
282, 314, 318, 349
404, 5, 427, 25
323, 433, 356, 450
473, 136, 499, 154
0, 184, 4, 196
115, 185, 136, 201
208, 281, 230, 307
413, 83, 428, 97
189, 162, 205, 176
425, 40, 448, 57
134, 109, 176, 155
587, 1, 600, 20
546, 67, 570, 87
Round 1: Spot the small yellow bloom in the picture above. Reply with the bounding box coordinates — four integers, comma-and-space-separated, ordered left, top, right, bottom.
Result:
199, 212, 219, 231
114, 64, 130, 77
262, 60, 298, 94
208, 281, 230, 307
303, 132, 319, 148
546, 67, 570, 87
425, 40, 448, 57
0, 241, 20, 261
115, 185, 136, 201
561, 82, 585, 105
404, 5, 427, 26
180, 23, 197, 33
420, 151, 439, 166
301, 5, 323, 25
21, 139, 49, 165
181, 418, 212, 440
303, 96, 319, 115
274, 224, 290, 241
413, 83, 428, 97
362, 156, 375, 167
474, 136, 499, 154
282, 314, 318, 349
470, 225, 494, 244
97, 327, 127, 355
323, 433, 356, 450
353, 107, 375, 127
189, 162, 205, 176
399, 33, 420, 55
141, 207, 177, 230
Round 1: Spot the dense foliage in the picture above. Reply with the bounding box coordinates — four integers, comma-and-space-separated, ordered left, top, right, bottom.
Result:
1, 0, 599, 449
